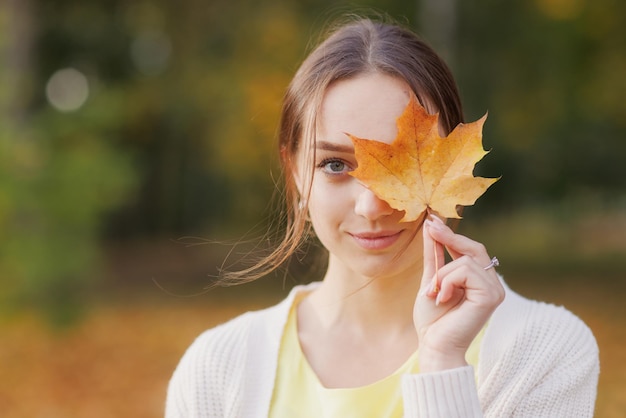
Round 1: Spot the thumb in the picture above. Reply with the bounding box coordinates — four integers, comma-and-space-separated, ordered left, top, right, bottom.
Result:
420, 219, 445, 295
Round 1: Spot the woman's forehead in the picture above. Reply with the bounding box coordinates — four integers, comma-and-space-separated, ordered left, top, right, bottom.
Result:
316, 73, 411, 146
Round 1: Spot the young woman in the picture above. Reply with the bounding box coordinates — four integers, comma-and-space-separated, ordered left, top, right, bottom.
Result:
166, 18, 599, 417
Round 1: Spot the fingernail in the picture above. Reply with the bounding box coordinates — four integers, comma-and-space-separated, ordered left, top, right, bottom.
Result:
427, 219, 445, 231
419, 278, 435, 297
432, 215, 447, 225
435, 291, 443, 306
429, 275, 439, 293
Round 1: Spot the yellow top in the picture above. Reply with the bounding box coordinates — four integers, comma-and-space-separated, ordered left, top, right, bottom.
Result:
269, 296, 485, 418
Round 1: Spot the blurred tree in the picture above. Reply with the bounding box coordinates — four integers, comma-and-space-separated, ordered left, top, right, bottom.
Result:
455, 0, 626, 213
0, 0, 135, 324
98, 0, 308, 238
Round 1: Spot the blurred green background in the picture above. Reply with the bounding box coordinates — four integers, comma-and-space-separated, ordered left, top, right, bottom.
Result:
1, 0, 624, 416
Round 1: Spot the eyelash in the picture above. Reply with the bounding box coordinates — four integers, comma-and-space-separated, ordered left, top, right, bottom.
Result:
317, 158, 353, 176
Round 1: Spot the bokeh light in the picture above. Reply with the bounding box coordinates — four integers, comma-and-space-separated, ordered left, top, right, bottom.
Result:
45, 67, 90, 112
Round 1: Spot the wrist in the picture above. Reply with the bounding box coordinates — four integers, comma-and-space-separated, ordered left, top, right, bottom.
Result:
418, 347, 467, 373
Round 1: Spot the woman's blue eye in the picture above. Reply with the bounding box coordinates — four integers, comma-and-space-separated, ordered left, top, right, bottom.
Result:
327, 161, 346, 172
319, 159, 350, 174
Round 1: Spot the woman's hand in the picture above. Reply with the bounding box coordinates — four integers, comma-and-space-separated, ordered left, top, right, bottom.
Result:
414, 215, 505, 373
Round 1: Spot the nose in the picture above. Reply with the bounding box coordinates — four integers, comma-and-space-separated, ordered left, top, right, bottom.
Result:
354, 186, 394, 221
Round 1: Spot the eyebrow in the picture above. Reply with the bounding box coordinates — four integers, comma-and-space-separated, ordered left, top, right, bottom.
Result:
315, 140, 354, 153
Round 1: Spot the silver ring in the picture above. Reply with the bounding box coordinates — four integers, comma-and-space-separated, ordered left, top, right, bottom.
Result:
483, 256, 499, 270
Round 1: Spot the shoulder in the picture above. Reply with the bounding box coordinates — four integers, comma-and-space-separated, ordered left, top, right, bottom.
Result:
482, 280, 599, 370
166, 283, 318, 416
477, 279, 599, 416
172, 294, 291, 378
501, 284, 595, 345
165, 308, 272, 416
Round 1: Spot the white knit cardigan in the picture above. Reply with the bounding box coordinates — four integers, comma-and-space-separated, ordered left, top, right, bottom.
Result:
165, 281, 599, 417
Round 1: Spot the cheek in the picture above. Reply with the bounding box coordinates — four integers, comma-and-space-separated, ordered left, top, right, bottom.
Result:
307, 181, 352, 224
308, 191, 337, 223
394, 221, 426, 260
408, 226, 425, 254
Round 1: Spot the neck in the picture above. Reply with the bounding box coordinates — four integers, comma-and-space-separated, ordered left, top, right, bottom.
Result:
305, 256, 421, 337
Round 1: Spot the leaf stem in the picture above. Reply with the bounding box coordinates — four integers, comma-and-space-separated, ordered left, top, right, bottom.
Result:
432, 240, 439, 294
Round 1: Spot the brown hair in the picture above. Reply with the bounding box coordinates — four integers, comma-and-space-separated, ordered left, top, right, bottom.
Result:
221, 17, 464, 284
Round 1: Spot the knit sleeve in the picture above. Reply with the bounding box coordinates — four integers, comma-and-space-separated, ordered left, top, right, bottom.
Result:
498, 306, 599, 417
479, 296, 600, 417
400, 293, 599, 418
401, 365, 483, 417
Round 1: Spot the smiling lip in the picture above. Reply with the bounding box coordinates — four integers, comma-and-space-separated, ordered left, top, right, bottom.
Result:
350, 231, 403, 250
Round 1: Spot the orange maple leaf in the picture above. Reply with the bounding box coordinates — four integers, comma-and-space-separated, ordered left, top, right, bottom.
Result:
348, 94, 499, 222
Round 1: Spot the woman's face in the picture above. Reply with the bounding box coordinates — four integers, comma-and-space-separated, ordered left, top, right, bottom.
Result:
297, 72, 426, 281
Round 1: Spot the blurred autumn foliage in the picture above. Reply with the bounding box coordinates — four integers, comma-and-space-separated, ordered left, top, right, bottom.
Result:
1, 0, 625, 416
2, 0, 625, 317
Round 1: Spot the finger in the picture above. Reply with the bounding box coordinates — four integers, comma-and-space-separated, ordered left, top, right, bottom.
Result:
436, 261, 504, 307
420, 220, 446, 296
420, 220, 445, 295
437, 255, 502, 289
435, 265, 470, 306
425, 217, 490, 264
